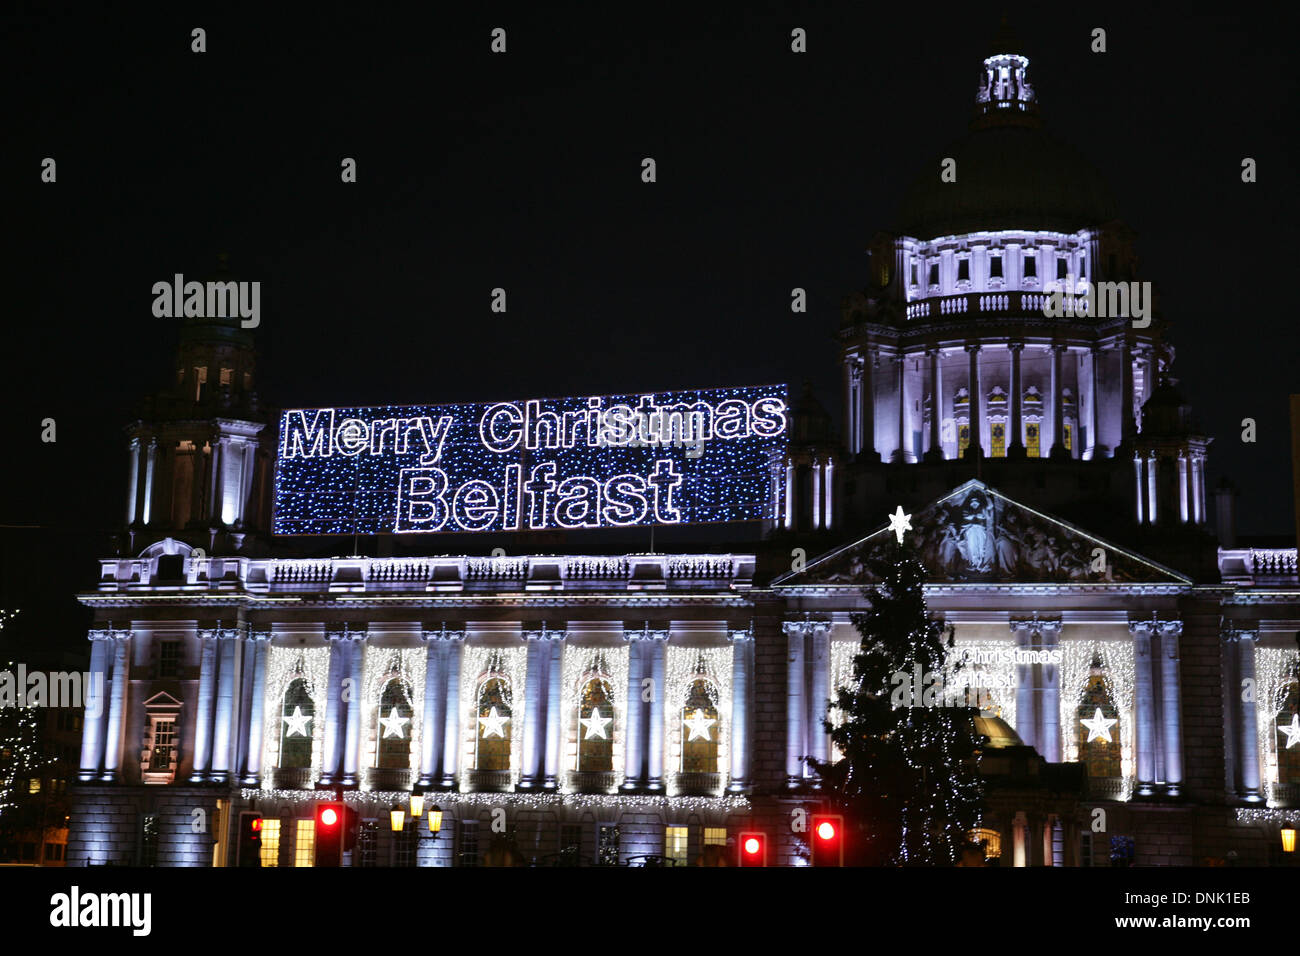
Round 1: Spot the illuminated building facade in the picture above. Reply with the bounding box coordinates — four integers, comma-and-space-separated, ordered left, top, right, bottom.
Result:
66, 27, 1300, 867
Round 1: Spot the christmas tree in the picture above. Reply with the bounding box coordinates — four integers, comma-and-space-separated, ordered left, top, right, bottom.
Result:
806, 544, 984, 865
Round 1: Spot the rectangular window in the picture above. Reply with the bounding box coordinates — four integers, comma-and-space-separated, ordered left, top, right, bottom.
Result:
139, 814, 158, 867
665, 826, 689, 866
1080, 831, 1093, 867
989, 254, 1003, 279
157, 640, 180, 678
44, 843, 64, 862
598, 824, 621, 866
219, 367, 233, 386
928, 262, 939, 286
910, 261, 918, 285
394, 825, 417, 868
28, 778, 41, 794
1057, 256, 1068, 280
150, 720, 175, 770
1026, 423, 1041, 458
703, 827, 727, 847
294, 819, 315, 867
957, 257, 970, 281
1023, 252, 1036, 278
459, 820, 480, 867
991, 422, 1006, 458
260, 819, 281, 867
357, 821, 378, 867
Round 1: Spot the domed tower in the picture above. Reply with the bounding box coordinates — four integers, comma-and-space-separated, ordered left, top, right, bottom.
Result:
122, 255, 272, 554
836, 19, 1182, 540
1133, 378, 1211, 527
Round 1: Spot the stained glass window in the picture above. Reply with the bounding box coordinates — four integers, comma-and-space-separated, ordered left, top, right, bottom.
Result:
958, 424, 970, 457
578, 678, 614, 772
280, 678, 314, 769
1064, 423, 1072, 452
1026, 423, 1040, 458
476, 677, 511, 772
681, 679, 719, 773
991, 422, 1005, 458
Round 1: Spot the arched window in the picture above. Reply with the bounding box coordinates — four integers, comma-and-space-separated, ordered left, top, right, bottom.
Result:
1277, 680, 1300, 786
475, 677, 511, 772
375, 678, 414, 770
1076, 673, 1121, 779
279, 679, 314, 769
681, 679, 719, 773
578, 678, 614, 772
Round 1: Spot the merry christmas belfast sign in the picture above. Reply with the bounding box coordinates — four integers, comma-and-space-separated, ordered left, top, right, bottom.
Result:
272, 384, 789, 535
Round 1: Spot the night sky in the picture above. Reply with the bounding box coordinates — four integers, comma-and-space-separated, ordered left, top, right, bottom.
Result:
3, 5, 1298, 648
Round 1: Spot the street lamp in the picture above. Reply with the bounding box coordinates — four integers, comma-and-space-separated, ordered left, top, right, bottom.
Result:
390, 805, 405, 833
409, 792, 424, 819
1282, 827, 1296, 854
428, 804, 443, 838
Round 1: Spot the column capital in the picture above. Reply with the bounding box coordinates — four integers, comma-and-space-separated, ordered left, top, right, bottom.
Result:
249, 625, 273, 643
1008, 340, 1025, 354
728, 623, 754, 644
623, 622, 666, 642
88, 626, 131, 642
1222, 622, 1259, 644
326, 623, 367, 643
422, 624, 466, 642
1035, 619, 1064, 637
1127, 617, 1157, 636
523, 623, 566, 642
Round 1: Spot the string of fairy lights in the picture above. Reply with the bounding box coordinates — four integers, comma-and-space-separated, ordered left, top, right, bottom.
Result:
560, 645, 629, 776
1255, 646, 1300, 801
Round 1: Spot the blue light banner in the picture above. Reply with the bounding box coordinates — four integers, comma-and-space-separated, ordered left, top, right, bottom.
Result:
272, 384, 789, 535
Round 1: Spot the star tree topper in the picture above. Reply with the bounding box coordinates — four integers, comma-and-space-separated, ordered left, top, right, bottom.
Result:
581, 707, 611, 740
1081, 707, 1117, 744
683, 708, 715, 742
379, 707, 410, 739
1278, 713, 1300, 749
887, 505, 912, 545
282, 706, 312, 737
479, 706, 509, 738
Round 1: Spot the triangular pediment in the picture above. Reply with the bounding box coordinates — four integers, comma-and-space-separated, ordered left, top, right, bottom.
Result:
143, 690, 183, 709
775, 480, 1191, 587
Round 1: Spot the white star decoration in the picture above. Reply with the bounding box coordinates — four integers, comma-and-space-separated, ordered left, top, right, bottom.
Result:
581, 707, 612, 740
378, 707, 410, 739
479, 706, 509, 738
683, 708, 715, 742
1081, 707, 1117, 744
887, 505, 912, 545
282, 706, 311, 738
1278, 714, 1300, 749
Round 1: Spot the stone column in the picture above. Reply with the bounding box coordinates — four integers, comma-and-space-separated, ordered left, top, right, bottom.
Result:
1133, 454, 1146, 524
1130, 619, 1157, 796
241, 628, 271, 786
320, 631, 347, 785
1158, 621, 1184, 796
645, 630, 668, 791
1008, 342, 1025, 457
1039, 620, 1062, 762
1010, 620, 1035, 751
1192, 455, 1206, 524
543, 633, 564, 790
207, 437, 223, 524
862, 350, 876, 461
1147, 454, 1159, 524
125, 439, 141, 525
417, 628, 445, 788
1229, 627, 1264, 802
1086, 347, 1103, 458
341, 630, 367, 786
812, 458, 822, 530
894, 352, 909, 463
1178, 455, 1190, 522
210, 627, 241, 782
727, 626, 753, 792
142, 438, 158, 526
783, 459, 794, 529
1119, 338, 1135, 447
519, 627, 548, 790
965, 345, 982, 457
807, 622, 831, 775
1050, 345, 1068, 459
78, 631, 113, 781
621, 629, 646, 791
188, 629, 218, 783
439, 632, 466, 789
845, 358, 860, 453
783, 621, 807, 786
100, 632, 131, 782
926, 348, 943, 461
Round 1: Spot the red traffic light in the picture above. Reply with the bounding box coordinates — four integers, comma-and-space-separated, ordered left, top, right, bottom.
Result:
251, 818, 263, 833
738, 831, 767, 866
810, 814, 844, 866
319, 807, 339, 828
315, 802, 346, 867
